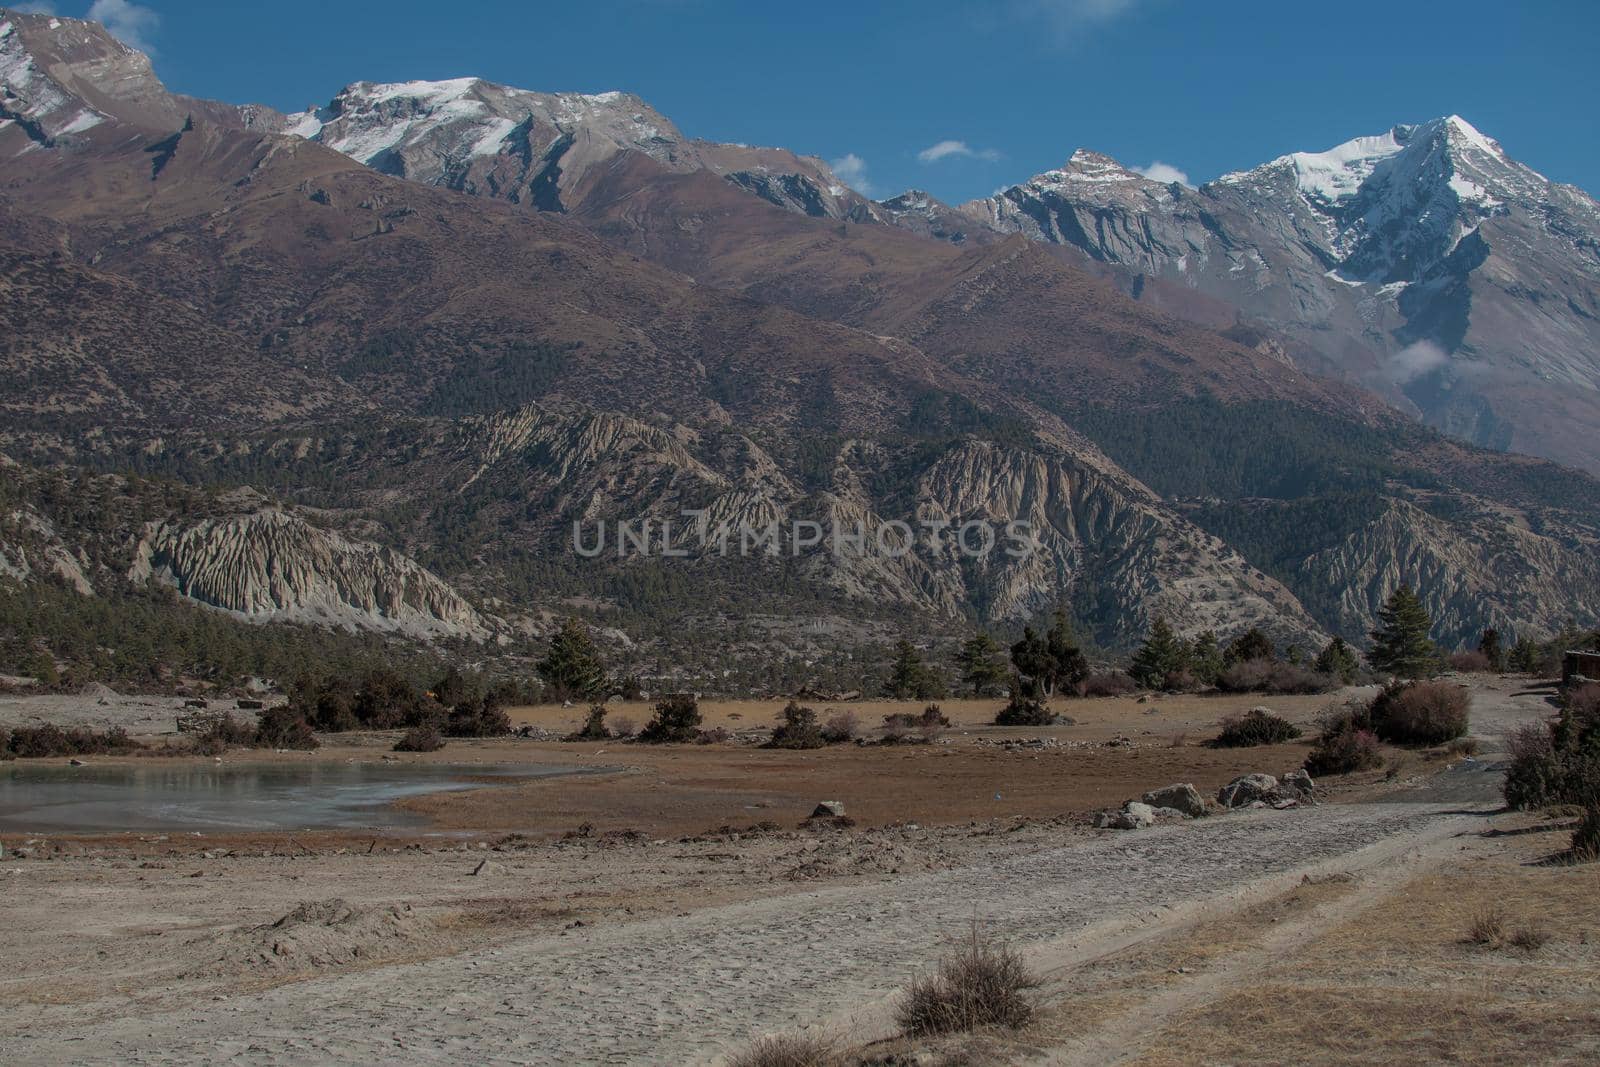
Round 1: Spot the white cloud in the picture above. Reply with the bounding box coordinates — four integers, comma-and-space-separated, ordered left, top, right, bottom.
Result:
917, 139, 1003, 165
830, 153, 873, 196
87, 0, 159, 54
1133, 160, 1191, 187
1386, 340, 1450, 384
1014, 0, 1145, 40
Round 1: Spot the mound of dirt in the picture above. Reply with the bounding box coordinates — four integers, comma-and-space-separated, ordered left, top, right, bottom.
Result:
189, 898, 428, 976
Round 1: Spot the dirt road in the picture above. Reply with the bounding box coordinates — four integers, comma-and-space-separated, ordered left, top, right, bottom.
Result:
12, 803, 1489, 1065
6, 676, 1546, 1065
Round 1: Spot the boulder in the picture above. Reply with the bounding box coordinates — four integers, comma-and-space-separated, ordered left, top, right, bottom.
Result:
1094, 800, 1157, 830
1282, 769, 1316, 796
1112, 801, 1157, 830
1142, 782, 1206, 817
1218, 773, 1279, 809
811, 801, 847, 818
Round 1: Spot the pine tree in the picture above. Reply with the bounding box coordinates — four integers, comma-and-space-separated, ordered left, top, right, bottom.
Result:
1130, 617, 1189, 690
957, 632, 1008, 697
537, 617, 608, 700
1044, 608, 1090, 694
1476, 628, 1506, 673
1224, 627, 1276, 666
1313, 636, 1360, 684
1189, 630, 1223, 686
887, 640, 943, 699
1368, 586, 1440, 678
1009, 627, 1053, 697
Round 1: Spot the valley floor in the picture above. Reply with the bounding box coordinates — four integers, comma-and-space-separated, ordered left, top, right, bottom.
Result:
2, 677, 1592, 1064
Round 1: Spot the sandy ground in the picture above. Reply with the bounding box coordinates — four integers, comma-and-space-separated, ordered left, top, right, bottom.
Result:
0, 674, 1575, 1064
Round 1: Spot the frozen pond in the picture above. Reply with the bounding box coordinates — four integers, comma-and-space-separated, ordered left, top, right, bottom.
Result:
0, 760, 578, 832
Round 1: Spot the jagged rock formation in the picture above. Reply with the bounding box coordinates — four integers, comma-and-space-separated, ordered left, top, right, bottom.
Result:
129, 510, 488, 640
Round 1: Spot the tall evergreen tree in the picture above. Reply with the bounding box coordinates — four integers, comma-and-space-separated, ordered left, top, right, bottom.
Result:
1313, 636, 1360, 683
1044, 608, 1090, 694
1368, 586, 1441, 678
886, 640, 944, 699
1477, 628, 1506, 673
1224, 627, 1276, 666
1129, 617, 1189, 690
957, 632, 1008, 697
537, 617, 608, 700
1188, 630, 1224, 687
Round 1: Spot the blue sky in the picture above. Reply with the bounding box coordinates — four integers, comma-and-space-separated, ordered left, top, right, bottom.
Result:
23, 0, 1600, 203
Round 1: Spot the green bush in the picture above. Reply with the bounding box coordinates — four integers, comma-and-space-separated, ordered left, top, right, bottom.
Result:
768, 702, 825, 749
638, 694, 702, 744
1212, 708, 1302, 748
994, 696, 1054, 727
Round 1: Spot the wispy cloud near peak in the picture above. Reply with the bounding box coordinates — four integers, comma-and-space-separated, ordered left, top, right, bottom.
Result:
917, 140, 1002, 165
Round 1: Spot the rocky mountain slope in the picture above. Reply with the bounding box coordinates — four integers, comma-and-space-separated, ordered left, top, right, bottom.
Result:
276, 75, 874, 221
1, 8, 1596, 665
0, 462, 486, 639
954, 120, 1600, 474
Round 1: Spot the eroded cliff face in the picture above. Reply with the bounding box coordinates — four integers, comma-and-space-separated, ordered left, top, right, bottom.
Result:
429, 406, 1328, 648
129, 511, 487, 640
1297, 497, 1600, 644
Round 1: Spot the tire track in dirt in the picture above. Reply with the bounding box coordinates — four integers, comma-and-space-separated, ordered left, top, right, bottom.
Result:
14, 802, 1485, 1065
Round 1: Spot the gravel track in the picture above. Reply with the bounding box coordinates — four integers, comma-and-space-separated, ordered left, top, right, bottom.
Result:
17, 801, 1485, 1066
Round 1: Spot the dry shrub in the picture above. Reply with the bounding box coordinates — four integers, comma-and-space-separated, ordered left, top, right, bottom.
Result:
610, 715, 637, 739
1509, 925, 1552, 952
728, 1033, 836, 1067
820, 711, 858, 744
445, 697, 511, 738
1216, 659, 1333, 695
1450, 650, 1492, 672
897, 928, 1038, 1036
1573, 804, 1600, 862
4, 723, 143, 758
1080, 672, 1137, 697
394, 724, 445, 752
1445, 737, 1481, 758
1303, 707, 1383, 776
254, 705, 320, 750
1503, 722, 1562, 809
1465, 905, 1506, 946
1368, 680, 1469, 746
1212, 708, 1302, 748
695, 726, 732, 745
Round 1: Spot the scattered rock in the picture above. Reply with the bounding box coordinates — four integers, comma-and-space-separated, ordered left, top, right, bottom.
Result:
1095, 800, 1157, 830
68, 758, 87, 767
1142, 782, 1206, 817
811, 801, 847, 818
1218, 773, 1279, 808
1282, 769, 1316, 797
